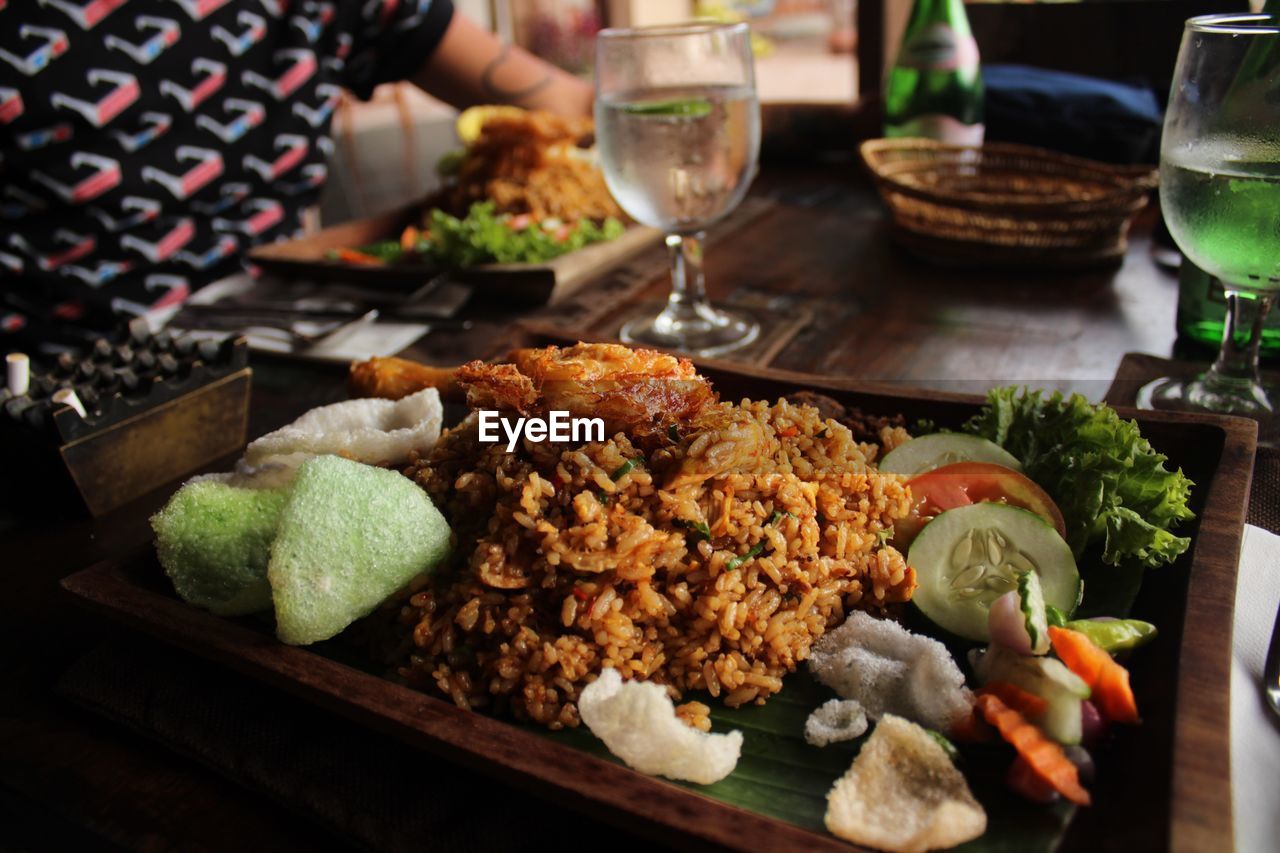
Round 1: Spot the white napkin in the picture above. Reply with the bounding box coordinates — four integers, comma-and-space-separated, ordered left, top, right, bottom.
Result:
232, 320, 430, 363
162, 272, 431, 362
1231, 524, 1280, 853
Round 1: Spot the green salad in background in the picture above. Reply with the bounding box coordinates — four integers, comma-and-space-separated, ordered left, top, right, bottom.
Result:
327, 202, 626, 269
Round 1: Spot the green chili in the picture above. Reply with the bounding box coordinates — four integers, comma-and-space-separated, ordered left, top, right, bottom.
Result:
1065, 618, 1157, 652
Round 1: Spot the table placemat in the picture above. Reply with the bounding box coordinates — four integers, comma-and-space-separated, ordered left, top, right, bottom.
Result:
521, 195, 811, 367
592, 289, 816, 368
1106, 352, 1277, 534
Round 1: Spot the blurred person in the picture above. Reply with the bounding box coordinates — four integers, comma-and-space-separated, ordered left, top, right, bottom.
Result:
0, 0, 593, 339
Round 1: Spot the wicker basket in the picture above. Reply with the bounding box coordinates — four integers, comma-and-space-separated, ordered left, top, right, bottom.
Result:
859, 139, 1159, 269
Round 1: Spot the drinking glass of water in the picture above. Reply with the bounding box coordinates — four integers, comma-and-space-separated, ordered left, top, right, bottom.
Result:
1140, 14, 1280, 437
595, 22, 761, 356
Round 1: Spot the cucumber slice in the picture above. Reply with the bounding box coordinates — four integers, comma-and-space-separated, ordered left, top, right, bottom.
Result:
1017, 570, 1051, 655
879, 433, 1023, 478
972, 644, 1091, 699
619, 97, 712, 117
908, 503, 1081, 643
1042, 694, 1085, 746
971, 643, 1090, 744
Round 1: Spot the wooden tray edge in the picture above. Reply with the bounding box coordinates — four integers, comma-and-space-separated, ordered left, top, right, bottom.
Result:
1168, 414, 1255, 853
59, 552, 852, 853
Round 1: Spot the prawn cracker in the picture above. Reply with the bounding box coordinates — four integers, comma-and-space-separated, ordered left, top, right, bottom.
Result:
268, 455, 450, 645
825, 715, 986, 853
152, 477, 289, 616
244, 387, 443, 470
579, 668, 742, 785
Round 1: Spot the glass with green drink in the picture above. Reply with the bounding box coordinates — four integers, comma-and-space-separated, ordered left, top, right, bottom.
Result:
1140, 14, 1280, 438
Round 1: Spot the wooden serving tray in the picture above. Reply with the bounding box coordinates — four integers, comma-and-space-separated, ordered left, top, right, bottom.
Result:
248, 204, 662, 306
60, 361, 1255, 852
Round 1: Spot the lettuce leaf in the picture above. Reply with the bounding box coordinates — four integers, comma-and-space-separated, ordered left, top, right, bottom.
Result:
963, 387, 1194, 568
421, 202, 624, 267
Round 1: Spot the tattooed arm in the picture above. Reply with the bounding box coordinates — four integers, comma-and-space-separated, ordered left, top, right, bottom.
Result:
410, 13, 594, 118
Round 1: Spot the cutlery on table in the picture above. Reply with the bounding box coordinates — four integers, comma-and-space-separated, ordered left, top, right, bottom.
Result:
1264, 598, 1280, 718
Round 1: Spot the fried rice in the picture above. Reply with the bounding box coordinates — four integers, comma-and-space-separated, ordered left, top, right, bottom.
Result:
438, 110, 624, 224
393, 395, 916, 730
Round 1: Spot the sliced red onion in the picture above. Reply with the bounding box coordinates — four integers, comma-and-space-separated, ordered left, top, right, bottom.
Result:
1062, 745, 1096, 783
988, 590, 1033, 655
1081, 700, 1106, 746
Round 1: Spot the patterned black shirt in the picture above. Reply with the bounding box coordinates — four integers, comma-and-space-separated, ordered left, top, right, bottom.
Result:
0, 0, 454, 332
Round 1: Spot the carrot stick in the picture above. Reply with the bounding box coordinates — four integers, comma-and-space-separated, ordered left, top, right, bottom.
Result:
1048, 626, 1140, 724
336, 248, 384, 266
976, 693, 1091, 806
949, 707, 996, 744
400, 225, 419, 251
979, 681, 1049, 718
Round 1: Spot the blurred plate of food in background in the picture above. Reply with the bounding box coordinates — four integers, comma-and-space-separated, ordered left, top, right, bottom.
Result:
250, 108, 662, 306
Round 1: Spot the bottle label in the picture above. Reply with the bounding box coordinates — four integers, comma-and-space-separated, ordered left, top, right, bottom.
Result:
898, 23, 979, 72
891, 114, 985, 145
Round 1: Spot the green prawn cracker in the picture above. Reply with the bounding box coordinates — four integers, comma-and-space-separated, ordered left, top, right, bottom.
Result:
268, 455, 451, 645
152, 477, 288, 616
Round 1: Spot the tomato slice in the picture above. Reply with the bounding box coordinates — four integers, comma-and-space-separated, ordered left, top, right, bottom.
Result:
893, 462, 1067, 548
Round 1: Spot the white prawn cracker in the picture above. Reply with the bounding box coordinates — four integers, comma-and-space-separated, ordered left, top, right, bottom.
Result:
805, 698, 869, 747
808, 610, 972, 732
825, 715, 986, 853
244, 387, 443, 470
578, 668, 742, 785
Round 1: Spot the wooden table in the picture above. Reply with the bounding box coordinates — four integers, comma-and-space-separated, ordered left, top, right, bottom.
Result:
0, 163, 1182, 849
400, 164, 1181, 400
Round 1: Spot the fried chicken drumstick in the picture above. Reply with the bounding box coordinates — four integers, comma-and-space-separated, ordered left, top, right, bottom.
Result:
349, 343, 717, 435
348, 356, 463, 401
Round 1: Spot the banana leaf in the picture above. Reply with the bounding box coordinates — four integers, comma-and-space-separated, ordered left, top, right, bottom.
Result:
543, 669, 1075, 849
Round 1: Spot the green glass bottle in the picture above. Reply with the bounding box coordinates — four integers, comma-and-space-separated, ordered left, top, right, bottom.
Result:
1175, 262, 1280, 358
883, 0, 985, 144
